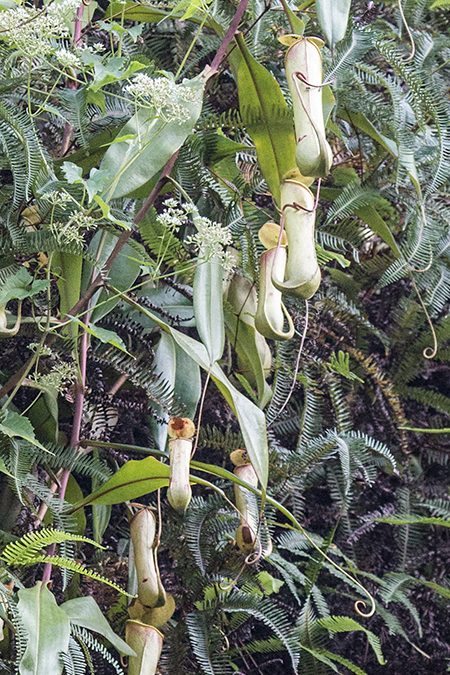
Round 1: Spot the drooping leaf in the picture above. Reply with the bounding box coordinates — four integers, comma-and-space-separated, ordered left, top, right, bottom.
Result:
60, 596, 135, 656
317, 616, 385, 665
173, 342, 202, 419
0, 410, 49, 452
224, 304, 271, 406
80, 230, 142, 322
0, 267, 48, 306
72, 456, 171, 507
148, 331, 176, 452
52, 252, 82, 340
115, 292, 269, 490
18, 582, 71, 675
193, 255, 225, 364
315, 0, 352, 50
354, 205, 400, 257
66, 316, 131, 354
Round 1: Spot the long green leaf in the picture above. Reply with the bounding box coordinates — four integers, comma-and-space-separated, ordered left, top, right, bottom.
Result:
60, 596, 134, 656
354, 205, 400, 257
317, 616, 385, 664
193, 255, 225, 364
72, 456, 170, 507
228, 34, 297, 205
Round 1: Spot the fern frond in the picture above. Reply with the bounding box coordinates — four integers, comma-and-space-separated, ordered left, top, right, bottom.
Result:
317, 616, 385, 664
1, 528, 103, 566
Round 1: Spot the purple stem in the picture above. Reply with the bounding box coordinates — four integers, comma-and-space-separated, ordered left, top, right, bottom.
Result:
209, 0, 250, 74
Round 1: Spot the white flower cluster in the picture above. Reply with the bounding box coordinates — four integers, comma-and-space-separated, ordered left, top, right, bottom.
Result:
51, 211, 96, 247
125, 73, 199, 125
156, 198, 193, 232
188, 213, 234, 272
28, 343, 53, 356
155, 199, 235, 271
55, 47, 81, 69
30, 360, 77, 393
40, 190, 72, 206
0, 0, 79, 58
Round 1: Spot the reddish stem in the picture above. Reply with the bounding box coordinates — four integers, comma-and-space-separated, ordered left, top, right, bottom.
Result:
60, 5, 85, 157
66, 150, 179, 320
42, 315, 89, 582
209, 0, 249, 74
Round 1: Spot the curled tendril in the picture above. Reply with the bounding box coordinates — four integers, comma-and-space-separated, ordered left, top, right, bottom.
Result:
267, 300, 309, 428
281, 179, 321, 215
298, 528, 377, 618
409, 273, 438, 359
218, 536, 263, 591
244, 536, 263, 565
218, 561, 247, 591
295, 71, 336, 88
355, 599, 375, 618
219, 630, 230, 652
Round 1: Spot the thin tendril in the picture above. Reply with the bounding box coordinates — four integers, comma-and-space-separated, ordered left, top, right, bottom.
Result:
409, 273, 438, 359
267, 301, 309, 428
408, 203, 432, 273
191, 371, 211, 459
398, 0, 416, 62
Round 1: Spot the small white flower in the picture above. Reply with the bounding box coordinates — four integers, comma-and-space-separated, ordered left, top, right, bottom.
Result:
156, 199, 191, 232
125, 73, 200, 124
186, 207, 234, 270
50, 211, 96, 247
55, 48, 81, 69
28, 343, 53, 356
30, 361, 77, 393
0, 0, 80, 58
91, 42, 106, 53
40, 190, 72, 206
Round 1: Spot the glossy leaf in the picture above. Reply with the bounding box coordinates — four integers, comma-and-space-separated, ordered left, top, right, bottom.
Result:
52, 252, 82, 340
18, 582, 70, 675
105, 1, 223, 33
60, 596, 135, 656
100, 72, 208, 200
0, 267, 48, 306
228, 34, 297, 205
354, 205, 400, 257
67, 316, 131, 354
73, 456, 170, 507
315, 0, 352, 49
338, 109, 422, 198
193, 255, 225, 364
224, 305, 271, 406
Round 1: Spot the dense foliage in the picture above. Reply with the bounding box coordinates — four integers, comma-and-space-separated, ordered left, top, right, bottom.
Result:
1, 0, 450, 673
